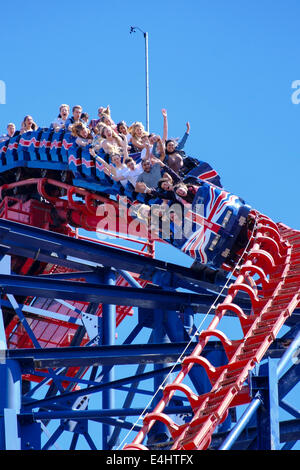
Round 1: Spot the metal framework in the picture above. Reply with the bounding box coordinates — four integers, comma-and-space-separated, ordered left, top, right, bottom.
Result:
0, 193, 299, 451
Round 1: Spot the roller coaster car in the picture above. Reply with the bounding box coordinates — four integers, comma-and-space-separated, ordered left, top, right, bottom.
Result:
0, 128, 252, 269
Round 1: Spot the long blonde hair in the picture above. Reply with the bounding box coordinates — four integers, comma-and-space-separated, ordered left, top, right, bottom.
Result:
128, 121, 145, 138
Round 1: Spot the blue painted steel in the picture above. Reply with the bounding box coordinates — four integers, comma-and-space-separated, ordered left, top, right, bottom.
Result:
218, 396, 262, 450
0, 273, 228, 311
219, 332, 300, 450
0, 219, 228, 295
0, 360, 21, 450
277, 331, 300, 378
102, 269, 116, 450
255, 359, 280, 450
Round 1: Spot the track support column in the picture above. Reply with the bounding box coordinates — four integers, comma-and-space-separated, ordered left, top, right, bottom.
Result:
0, 359, 21, 450
255, 359, 280, 450
102, 268, 116, 450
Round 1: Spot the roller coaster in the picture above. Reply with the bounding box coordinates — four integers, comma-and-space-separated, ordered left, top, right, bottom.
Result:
0, 124, 299, 451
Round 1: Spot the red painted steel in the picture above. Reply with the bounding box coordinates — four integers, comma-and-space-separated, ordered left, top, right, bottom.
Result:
2, 175, 299, 445
1, 179, 154, 389
123, 211, 300, 450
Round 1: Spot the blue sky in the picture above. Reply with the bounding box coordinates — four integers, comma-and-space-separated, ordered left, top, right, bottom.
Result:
0, 0, 299, 449
1, 0, 299, 230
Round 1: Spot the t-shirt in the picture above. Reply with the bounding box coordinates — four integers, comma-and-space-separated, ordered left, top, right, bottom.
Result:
140, 145, 153, 160
136, 163, 162, 189
115, 165, 129, 187
0, 133, 9, 143
166, 152, 183, 173
51, 117, 67, 130
127, 163, 143, 186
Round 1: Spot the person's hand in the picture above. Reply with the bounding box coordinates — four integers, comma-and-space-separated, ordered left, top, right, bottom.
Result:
121, 135, 127, 146
162, 108, 167, 118
186, 122, 190, 133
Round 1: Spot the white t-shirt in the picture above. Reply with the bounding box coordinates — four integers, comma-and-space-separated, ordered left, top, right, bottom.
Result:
115, 165, 130, 187
140, 145, 153, 160
0, 134, 9, 143
127, 163, 143, 187
51, 117, 66, 129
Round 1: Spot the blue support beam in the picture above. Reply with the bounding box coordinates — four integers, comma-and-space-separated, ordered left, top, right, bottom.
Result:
0, 273, 225, 311
22, 364, 183, 411
102, 269, 116, 450
256, 359, 280, 450
0, 360, 21, 450
0, 219, 229, 295
0, 219, 298, 450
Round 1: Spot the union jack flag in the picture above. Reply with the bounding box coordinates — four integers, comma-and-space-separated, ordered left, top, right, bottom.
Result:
187, 160, 222, 187
181, 185, 240, 263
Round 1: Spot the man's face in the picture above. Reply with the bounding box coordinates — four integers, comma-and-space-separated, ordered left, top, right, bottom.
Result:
73, 107, 82, 121
126, 160, 136, 171
60, 106, 69, 119
142, 161, 151, 173
7, 124, 15, 136
112, 154, 121, 165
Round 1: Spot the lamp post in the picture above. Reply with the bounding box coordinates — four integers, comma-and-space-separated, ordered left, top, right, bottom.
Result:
130, 26, 149, 133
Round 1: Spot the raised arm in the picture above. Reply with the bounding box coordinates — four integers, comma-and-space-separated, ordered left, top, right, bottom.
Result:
156, 136, 166, 162
177, 122, 190, 150
89, 147, 116, 177
120, 135, 128, 163
161, 108, 168, 143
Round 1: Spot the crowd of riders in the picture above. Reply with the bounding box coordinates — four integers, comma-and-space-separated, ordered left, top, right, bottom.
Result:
0, 104, 202, 210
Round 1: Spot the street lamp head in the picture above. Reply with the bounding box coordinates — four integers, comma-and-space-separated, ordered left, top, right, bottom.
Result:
130, 26, 136, 34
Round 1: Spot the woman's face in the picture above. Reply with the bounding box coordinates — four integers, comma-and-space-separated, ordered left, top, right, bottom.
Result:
162, 181, 173, 191
104, 127, 113, 139
135, 125, 143, 138
176, 186, 187, 197
25, 116, 33, 128
119, 124, 127, 134
166, 141, 176, 153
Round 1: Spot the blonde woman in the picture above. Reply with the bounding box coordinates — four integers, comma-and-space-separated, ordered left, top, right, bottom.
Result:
100, 124, 125, 156
90, 136, 128, 185
128, 121, 146, 152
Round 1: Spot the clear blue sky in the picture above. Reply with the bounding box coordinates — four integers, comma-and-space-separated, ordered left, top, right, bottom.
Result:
0, 0, 299, 450
0, 0, 299, 230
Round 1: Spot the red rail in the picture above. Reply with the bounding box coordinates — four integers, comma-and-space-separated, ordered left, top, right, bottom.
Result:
123, 211, 300, 450
1, 178, 154, 388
